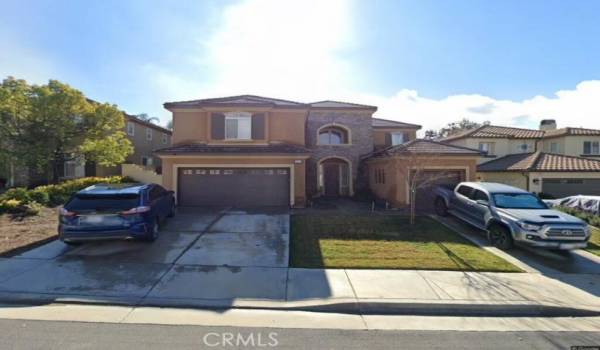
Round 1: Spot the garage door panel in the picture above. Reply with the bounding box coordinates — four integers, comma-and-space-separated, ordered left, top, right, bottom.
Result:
414, 170, 465, 212
542, 178, 600, 198
178, 168, 290, 207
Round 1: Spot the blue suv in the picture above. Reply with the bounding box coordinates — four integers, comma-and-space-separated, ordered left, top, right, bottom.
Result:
59, 183, 176, 244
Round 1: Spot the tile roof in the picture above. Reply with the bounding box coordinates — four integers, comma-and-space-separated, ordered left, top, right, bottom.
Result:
543, 127, 600, 138
372, 118, 421, 129
154, 142, 311, 155
164, 95, 308, 109
440, 125, 545, 141
125, 114, 172, 134
478, 152, 600, 172
368, 139, 483, 159
309, 100, 377, 111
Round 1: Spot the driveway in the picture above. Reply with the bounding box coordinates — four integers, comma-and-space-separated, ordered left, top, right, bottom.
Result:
0, 209, 291, 306
433, 215, 600, 275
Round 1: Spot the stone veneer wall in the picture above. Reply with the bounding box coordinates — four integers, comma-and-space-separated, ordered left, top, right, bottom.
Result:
306, 110, 374, 198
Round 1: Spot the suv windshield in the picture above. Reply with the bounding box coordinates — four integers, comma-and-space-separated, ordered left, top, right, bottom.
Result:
492, 193, 548, 209
65, 194, 140, 212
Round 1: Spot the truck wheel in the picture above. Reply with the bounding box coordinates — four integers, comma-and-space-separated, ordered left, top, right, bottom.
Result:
488, 224, 513, 250
434, 198, 448, 216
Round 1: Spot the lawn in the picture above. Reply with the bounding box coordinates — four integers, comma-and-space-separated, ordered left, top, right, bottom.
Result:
290, 214, 521, 272
585, 226, 600, 257
0, 207, 57, 257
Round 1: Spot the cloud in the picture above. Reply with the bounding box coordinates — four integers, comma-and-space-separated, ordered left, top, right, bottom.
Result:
361, 80, 600, 134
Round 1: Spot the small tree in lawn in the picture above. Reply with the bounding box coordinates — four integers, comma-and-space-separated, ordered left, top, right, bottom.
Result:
397, 152, 457, 225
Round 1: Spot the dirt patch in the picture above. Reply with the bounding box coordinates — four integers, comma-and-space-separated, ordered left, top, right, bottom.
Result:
0, 207, 58, 257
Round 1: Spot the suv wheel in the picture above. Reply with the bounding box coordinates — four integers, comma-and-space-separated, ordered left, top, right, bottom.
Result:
434, 198, 448, 216
146, 218, 160, 242
488, 224, 513, 250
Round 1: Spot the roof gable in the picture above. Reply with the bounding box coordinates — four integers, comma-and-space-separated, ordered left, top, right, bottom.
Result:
309, 100, 377, 111
441, 125, 545, 142
368, 139, 482, 159
372, 118, 421, 129
164, 95, 308, 109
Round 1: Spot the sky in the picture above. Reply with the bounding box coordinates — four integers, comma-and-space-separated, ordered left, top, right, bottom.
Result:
1, 0, 600, 133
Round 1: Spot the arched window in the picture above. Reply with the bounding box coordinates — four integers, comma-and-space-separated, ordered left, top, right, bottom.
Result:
318, 126, 349, 145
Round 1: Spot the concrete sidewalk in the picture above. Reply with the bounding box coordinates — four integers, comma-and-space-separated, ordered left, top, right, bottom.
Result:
0, 266, 598, 316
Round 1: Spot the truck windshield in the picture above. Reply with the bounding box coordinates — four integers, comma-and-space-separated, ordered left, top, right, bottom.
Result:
492, 193, 548, 209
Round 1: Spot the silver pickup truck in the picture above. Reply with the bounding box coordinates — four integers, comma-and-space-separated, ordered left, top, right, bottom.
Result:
433, 182, 590, 250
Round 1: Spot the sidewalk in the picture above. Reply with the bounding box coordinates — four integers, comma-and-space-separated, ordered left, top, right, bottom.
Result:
1, 266, 599, 316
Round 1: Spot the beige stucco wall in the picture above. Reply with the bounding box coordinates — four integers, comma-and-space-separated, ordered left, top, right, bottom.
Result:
373, 129, 418, 149
367, 156, 478, 207
159, 155, 308, 207
122, 164, 162, 184
170, 109, 307, 146
449, 138, 538, 164
125, 119, 171, 167
477, 172, 528, 190
540, 135, 600, 157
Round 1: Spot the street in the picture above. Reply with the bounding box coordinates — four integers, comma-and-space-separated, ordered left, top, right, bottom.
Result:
0, 318, 599, 350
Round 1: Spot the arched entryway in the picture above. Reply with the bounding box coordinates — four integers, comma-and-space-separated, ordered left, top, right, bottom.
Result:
318, 157, 352, 197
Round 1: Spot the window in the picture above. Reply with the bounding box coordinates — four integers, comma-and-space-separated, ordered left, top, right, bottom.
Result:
162, 133, 168, 144
518, 143, 529, 152
492, 193, 547, 209
478, 142, 494, 155
65, 194, 140, 211
146, 128, 153, 141
141, 156, 153, 167
472, 190, 489, 202
318, 126, 349, 145
456, 185, 474, 198
374, 168, 386, 184
391, 132, 405, 146
127, 122, 135, 136
64, 160, 77, 178
583, 141, 600, 155
225, 112, 252, 140
550, 142, 560, 153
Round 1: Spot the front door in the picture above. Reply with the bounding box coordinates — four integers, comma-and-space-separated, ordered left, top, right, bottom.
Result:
323, 163, 340, 197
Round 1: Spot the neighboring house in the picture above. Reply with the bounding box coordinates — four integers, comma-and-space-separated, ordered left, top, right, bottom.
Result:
538, 120, 600, 158
365, 140, 482, 208
155, 95, 425, 208
477, 152, 600, 198
64, 114, 173, 179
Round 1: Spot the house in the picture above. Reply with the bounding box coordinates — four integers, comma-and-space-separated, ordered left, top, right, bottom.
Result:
441, 119, 600, 198
155, 95, 429, 208
62, 114, 173, 179
477, 152, 600, 198
365, 139, 483, 208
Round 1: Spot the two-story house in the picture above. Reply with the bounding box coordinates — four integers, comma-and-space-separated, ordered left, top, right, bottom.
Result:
442, 120, 600, 198
156, 95, 482, 209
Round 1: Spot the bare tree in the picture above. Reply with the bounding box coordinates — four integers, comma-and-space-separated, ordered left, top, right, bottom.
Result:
396, 153, 458, 225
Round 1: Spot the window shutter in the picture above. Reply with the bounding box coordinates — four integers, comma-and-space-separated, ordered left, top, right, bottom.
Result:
211, 113, 225, 140
403, 132, 410, 142
385, 133, 392, 146
251, 113, 265, 140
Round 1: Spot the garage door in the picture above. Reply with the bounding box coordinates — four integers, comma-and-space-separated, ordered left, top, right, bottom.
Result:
414, 170, 465, 212
542, 178, 600, 198
177, 168, 290, 207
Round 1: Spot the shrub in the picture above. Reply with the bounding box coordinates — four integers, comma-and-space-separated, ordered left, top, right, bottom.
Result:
0, 176, 132, 215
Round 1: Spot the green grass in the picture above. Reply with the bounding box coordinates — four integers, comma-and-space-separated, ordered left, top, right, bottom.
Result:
290, 215, 522, 272
585, 226, 600, 257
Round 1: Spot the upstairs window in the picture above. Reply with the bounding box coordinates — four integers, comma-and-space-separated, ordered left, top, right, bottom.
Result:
318, 126, 349, 145
146, 128, 153, 141
478, 142, 494, 155
127, 122, 135, 136
550, 142, 559, 153
225, 112, 252, 140
583, 141, 600, 155
162, 133, 168, 144
391, 132, 406, 146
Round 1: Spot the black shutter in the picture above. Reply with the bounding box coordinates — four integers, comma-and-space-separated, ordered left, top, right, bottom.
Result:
251, 113, 265, 140
211, 113, 225, 140
385, 133, 392, 146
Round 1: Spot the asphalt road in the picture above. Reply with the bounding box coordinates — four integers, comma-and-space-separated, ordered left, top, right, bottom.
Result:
0, 319, 599, 350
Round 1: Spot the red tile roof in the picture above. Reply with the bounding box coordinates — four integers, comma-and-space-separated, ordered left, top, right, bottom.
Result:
543, 127, 600, 138
441, 125, 545, 141
164, 95, 309, 109
372, 118, 421, 129
309, 100, 377, 111
368, 139, 483, 159
478, 152, 600, 172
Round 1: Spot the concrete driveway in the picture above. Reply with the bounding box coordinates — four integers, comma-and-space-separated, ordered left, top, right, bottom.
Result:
0, 208, 292, 306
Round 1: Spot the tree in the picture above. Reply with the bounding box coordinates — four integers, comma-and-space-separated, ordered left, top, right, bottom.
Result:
438, 118, 488, 138
0, 77, 133, 184
395, 152, 458, 225
166, 119, 173, 130
424, 129, 438, 139
135, 113, 160, 124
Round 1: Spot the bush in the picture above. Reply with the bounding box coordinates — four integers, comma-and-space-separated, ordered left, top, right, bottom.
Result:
0, 176, 132, 214
556, 206, 600, 227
